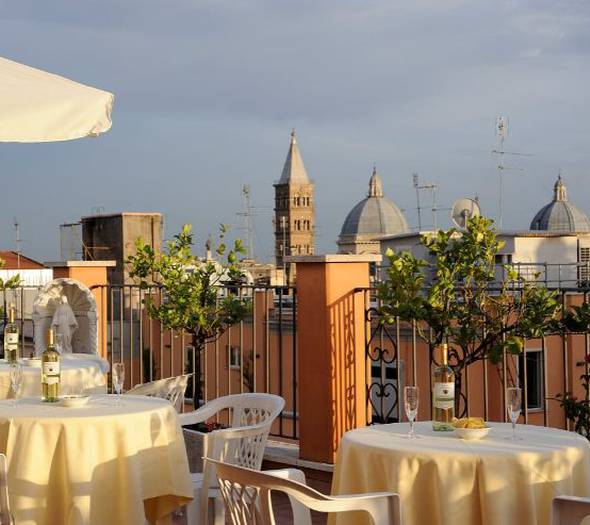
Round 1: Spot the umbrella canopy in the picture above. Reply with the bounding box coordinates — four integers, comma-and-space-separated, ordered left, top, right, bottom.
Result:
0, 56, 114, 143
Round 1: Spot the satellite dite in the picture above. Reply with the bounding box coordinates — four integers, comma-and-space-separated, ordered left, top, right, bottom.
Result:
491, 116, 531, 229
450, 197, 481, 230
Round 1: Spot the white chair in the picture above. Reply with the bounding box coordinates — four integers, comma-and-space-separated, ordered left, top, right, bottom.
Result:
211, 459, 402, 525
180, 393, 285, 525
125, 374, 191, 412
0, 454, 14, 525
552, 496, 590, 525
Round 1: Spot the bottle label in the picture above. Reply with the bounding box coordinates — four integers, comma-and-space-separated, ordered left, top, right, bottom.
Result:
4, 333, 18, 349
44, 376, 59, 385
43, 362, 60, 376
433, 382, 455, 410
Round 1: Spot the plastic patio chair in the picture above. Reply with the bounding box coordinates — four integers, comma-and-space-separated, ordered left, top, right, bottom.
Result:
210, 459, 402, 525
125, 374, 191, 413
552, 496, 590, 525
180, 393, 285, 525
0, 454, 14, 525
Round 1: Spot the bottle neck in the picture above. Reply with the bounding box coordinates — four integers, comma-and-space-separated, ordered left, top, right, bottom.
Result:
46, 329, 55, 347
441, 345, 448, 366
7, 307, 14, 324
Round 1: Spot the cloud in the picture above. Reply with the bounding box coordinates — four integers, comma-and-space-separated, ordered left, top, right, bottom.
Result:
0, 0, 589, 260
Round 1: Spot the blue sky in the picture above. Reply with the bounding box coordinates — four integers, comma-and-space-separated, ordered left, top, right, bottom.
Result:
1, 0, 589, 261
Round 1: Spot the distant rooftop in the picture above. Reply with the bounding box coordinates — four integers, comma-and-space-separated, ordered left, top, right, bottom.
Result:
0, 251, 45, 270
380, 229, 590, 242
81, 212, 162, 220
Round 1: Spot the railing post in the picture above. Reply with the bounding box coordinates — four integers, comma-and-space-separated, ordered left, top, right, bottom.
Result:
286, 254, 381, 463
46, 261, 116, 359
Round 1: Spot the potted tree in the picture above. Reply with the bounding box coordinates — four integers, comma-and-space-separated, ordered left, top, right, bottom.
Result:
127, 224, 249, 470
377, 216, 586, 416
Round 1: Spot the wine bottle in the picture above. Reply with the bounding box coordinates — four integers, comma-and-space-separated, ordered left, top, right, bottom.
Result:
42, 328, 60, 402
3, 304, 19, 364
432, 343, 455, 431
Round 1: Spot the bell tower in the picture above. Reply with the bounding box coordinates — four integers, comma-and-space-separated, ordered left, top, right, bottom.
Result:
274, 130, 315, 283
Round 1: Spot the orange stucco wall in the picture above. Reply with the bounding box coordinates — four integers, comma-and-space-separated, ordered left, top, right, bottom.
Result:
297, 260, 370, 463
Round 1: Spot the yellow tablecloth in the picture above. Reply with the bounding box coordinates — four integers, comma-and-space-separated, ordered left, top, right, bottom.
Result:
0, 355, 108, 399
0, 395, 192, 524
331, 422, 590, 525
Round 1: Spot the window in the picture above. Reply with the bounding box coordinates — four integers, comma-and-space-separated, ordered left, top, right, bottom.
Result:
228, 346, 241, 369
517, 348, 544, 410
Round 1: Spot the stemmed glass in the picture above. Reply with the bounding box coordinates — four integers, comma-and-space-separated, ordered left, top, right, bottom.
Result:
506, 387, 522, 440
112, 362, 125, 406
404, 386, 419, 439
9, 362, 22, 407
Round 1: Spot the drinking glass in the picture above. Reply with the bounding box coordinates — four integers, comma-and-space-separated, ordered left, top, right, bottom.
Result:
112, 362, 125, 406
506, 387, 522, 440
9, 362, 22, 407
404, 386, 419, 439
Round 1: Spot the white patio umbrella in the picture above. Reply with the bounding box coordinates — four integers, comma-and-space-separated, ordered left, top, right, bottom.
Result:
0, 55, 113, 143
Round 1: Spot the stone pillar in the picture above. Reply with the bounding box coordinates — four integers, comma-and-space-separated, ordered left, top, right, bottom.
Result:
287, 254, 381, 463
46, 261, 116, 359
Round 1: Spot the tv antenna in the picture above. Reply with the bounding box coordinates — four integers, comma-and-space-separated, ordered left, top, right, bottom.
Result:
450, 197, 481, 230
13, 219, 21, 269
412, 173, 443, 230
235, 185, 255, 260
491, 116, 531, 229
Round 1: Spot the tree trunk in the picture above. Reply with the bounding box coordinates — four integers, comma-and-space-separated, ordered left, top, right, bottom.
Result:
191, 335, 204, 409
455, 370, 466, 418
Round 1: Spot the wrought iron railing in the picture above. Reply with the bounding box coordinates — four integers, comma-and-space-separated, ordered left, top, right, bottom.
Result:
361, 287, 590, 431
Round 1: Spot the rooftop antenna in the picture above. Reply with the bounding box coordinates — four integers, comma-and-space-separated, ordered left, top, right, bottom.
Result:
491, 116, 531, 229
236, 185, 255, 260
13, 219, 21, 269
412, 172, 440, 230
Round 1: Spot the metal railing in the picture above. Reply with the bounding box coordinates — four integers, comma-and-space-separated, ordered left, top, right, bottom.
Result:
92, 284, 299, 440
376, 261, 590, 291
361, 287, 590, 430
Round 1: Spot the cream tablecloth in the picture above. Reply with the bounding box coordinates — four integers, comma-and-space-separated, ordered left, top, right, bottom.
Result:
0, 354, 108, 399
0, 395, 192, 524
331, 421, 590, 525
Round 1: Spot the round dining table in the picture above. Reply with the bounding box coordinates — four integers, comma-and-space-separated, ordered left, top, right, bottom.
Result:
331, 421, 590, 525
0, 354, 108, 399
0, 395, 193, 525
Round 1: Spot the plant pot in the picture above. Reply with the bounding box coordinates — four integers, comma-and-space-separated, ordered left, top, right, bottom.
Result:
182, 428, 208, 473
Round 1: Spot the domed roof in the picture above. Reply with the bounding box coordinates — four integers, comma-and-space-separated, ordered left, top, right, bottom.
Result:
339, 168, 409, 237
530, 176, 590, 232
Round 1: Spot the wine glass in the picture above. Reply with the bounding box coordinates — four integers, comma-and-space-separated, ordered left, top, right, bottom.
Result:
506, 387, 522, 440
404, 386, 419, 439
9, 362, 22, 407
112, 362, 125, 406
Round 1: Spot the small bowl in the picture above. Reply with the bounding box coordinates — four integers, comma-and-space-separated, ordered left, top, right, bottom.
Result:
60, 395, 90, 408
20, 358, 42, 367
454, 426, 491, 440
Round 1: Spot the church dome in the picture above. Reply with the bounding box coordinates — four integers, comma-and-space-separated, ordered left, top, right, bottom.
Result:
339, 168, 409, 238
530, 176, 590, 232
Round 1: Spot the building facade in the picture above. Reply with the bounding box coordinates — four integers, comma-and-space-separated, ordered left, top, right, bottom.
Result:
273, 131, 315, 282
81, 212, 162, 285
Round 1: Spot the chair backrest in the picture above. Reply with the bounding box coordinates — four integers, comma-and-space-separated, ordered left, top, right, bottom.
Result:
194, 395, 285, 524
0, 454, 13, 525
210, 459, 402, 525
179, 393, 285, 431
126, 374, 190, 412
552, 496, 590, 525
